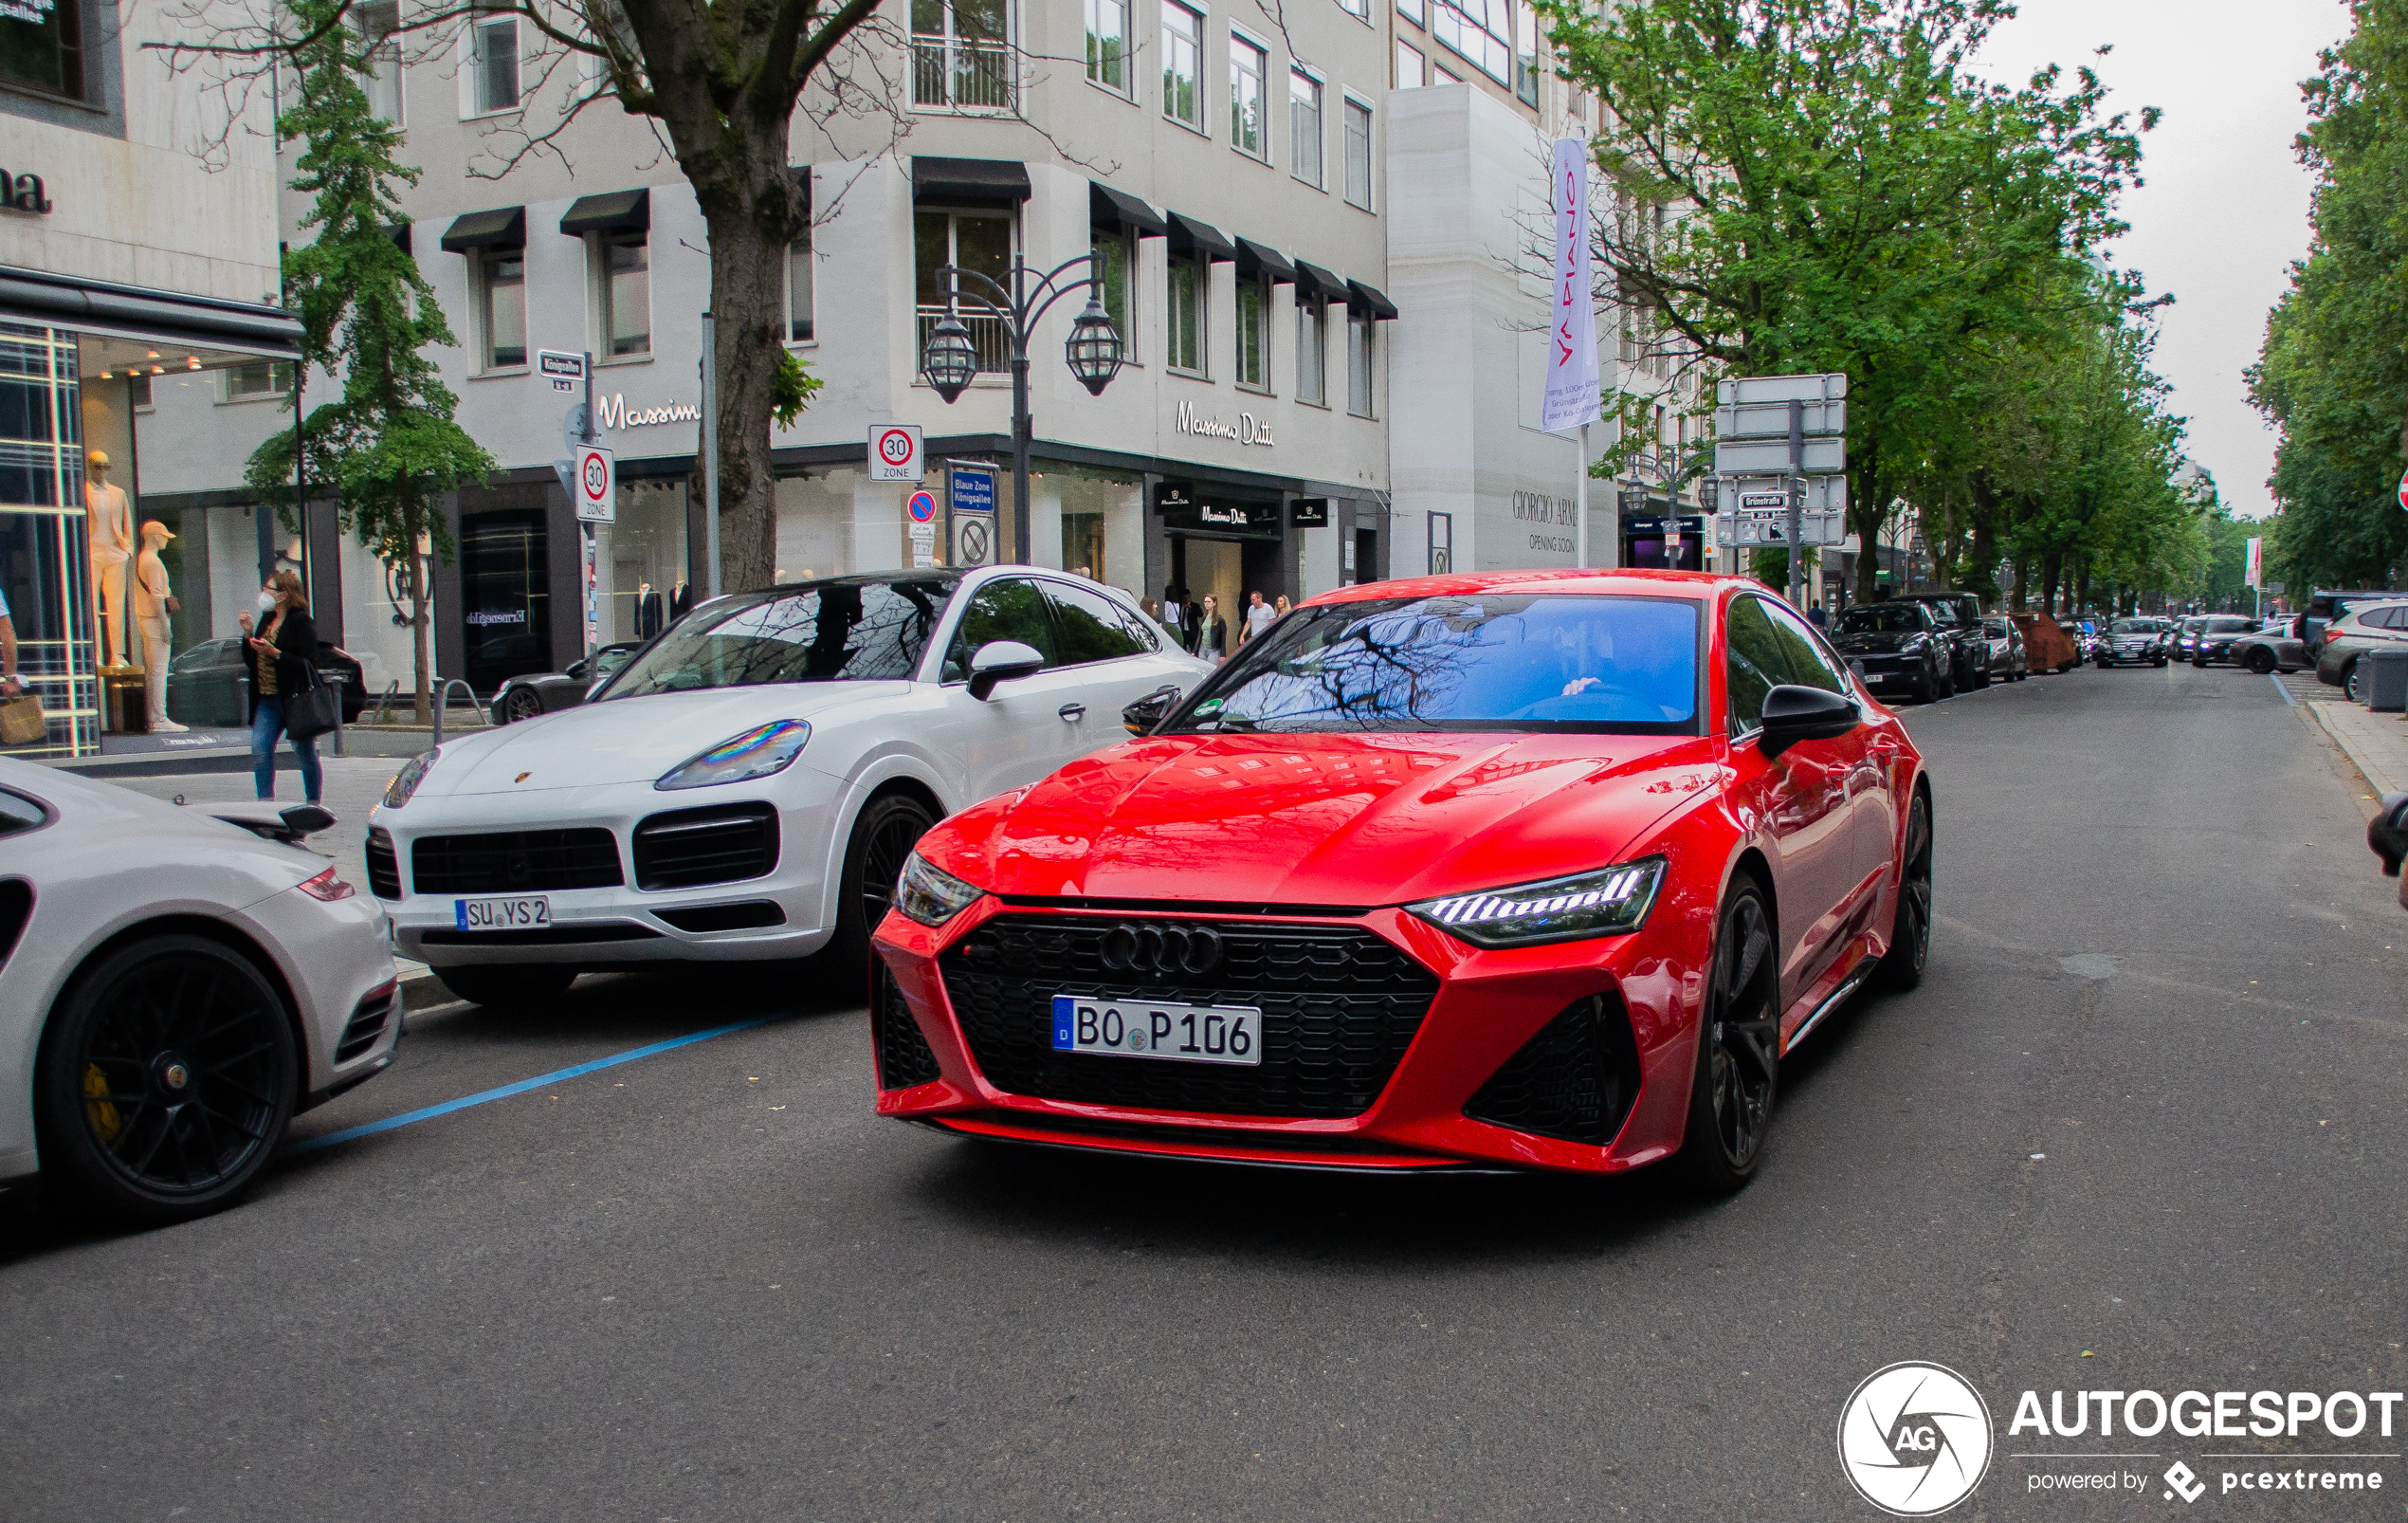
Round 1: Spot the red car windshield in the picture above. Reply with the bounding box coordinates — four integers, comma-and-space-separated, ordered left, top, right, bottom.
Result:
1168, 594, 1701, 735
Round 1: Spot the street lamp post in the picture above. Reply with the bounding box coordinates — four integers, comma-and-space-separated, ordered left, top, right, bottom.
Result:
920, 252, 1124, 564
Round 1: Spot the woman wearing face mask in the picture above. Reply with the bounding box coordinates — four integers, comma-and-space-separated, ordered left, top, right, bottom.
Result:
240, 569, 324, 805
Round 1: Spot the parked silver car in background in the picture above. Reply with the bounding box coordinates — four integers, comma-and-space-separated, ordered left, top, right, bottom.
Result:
2224, 615, 2311, 675
1980, 615, 2029, 681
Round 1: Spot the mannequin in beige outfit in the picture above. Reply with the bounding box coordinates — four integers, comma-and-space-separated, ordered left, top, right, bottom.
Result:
133, 521, 185, 731
86, 450, 135, 667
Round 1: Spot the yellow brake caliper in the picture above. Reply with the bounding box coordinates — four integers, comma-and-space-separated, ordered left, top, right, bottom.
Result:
83, 1064, 122, 1144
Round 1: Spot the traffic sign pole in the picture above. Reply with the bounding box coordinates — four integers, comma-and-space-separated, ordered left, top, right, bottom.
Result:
584, 350, 598, 658
1787, 398, 1805, 612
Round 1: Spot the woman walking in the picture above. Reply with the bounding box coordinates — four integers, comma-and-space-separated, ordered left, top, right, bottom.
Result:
1196, 594, 1229, 661
241, 569, 324, 804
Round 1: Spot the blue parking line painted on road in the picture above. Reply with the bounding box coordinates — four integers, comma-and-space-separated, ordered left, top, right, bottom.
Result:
2271, 672, 2296, 706
285, 1015, 779, 1154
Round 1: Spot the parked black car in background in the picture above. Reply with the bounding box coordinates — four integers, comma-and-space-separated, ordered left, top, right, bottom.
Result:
2190, 615, 2261, 668
1893, 592, 1989, 690
491, 641, 644, 724
1831, 600, 1952, 702
2096, 618, 2171, 668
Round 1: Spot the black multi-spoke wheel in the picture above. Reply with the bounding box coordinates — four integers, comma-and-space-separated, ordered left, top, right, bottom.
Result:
1676, 883, 1780, 1195
1875, 787, 1933, 992
502, 688, 543, 724
36, 934, 297, 1225
826, 792, 937, 1002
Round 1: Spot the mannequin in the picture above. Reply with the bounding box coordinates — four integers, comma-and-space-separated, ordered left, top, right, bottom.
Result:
636, 580, 663, 638
132, 520, 185, 731
670, 578, 691, 619
85, 450, 135, 667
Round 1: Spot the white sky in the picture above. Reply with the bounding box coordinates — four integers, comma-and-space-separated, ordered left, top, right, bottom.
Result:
1972, 0, 2352, 520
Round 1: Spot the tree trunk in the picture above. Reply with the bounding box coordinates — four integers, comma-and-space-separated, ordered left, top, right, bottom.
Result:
2076, 559, 2092, 616
684, 123, 804, 596
1970, 516, 1997, 608
2041, 552, 2063, 615
2012, 557, 2027, 612
1850, 440, 1884, 602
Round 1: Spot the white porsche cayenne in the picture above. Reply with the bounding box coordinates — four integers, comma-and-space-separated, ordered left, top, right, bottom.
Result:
0, 760, 401, 1224
369, 567, 1213, 1006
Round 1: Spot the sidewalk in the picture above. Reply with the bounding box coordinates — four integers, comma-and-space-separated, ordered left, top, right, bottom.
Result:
2307, 695, 2408, 797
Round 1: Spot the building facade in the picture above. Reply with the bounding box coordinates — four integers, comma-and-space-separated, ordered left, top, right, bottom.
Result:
0, 0, 301, 755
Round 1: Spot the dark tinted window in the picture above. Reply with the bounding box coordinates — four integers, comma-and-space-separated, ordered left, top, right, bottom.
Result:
1762, 599, 1849, 695
1724, 596, 1786, 734
603, 578, 951, 697
942, 578, 1060, 683
1834, 604, 1927, 633
0, 788, 48, 835
1169, 594, 1699, 735
1045, 581, 1147, 666
2210, 616, 2256, 633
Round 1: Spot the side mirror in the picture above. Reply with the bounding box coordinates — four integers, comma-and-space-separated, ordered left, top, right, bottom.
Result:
565, 659, 588, 680
1758, 684, 1860, 760
968, 640, 1047, 701
1122, 683, 1184, 736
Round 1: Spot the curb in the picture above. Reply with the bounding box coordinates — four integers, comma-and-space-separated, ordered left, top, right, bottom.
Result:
2306, 701, 2401, 798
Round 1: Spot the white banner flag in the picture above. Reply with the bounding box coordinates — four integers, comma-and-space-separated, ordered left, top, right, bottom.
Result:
1541, 138, 1600, 434
2245, 535, 2264, 588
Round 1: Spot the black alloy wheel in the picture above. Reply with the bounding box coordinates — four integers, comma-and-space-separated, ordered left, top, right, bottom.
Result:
2346, 662, 2363, 704
436, 965, 577, 1007
2247, 648, 2278, 676
35, 934, 298, 1225
827, 792, 938, 1002
1875, 788, 1933, 992
502, 687, 543, 724
1677, 882, 1780, 1194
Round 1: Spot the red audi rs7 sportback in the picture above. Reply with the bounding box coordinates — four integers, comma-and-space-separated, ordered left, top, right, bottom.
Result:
869, 570, 1930, 1190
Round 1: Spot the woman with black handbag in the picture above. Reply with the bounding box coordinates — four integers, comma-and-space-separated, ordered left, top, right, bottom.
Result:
241, 568, 328, 805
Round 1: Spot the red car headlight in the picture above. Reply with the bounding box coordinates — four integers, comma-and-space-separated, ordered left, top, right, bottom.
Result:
1406, 856, 1668, 948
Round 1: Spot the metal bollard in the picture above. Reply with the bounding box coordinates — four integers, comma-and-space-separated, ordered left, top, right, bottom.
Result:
320, 670, 350, 758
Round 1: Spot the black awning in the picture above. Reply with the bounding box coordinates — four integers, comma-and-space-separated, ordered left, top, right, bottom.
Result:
913, 156, 1031, 207
0, 264, 304, 360
1090, 182, 1168, 236
386, 223, 412, 257
1348, 279, 1399, 320
1234, 237, 1296, 284
438, 206, 526, 252
1166, 211, 1237, 263
558, 187, 650, 237
1292, 260, 1348, 303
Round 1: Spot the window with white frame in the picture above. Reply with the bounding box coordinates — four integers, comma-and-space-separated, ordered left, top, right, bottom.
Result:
912, 0, 1012, 110
1337, 0, 1369, 20
1231, 34, 1268, 160
1346, 308, 1374, 416
1396, 40, 1426, 87
1167, 252, 1207, 375
1429, 511, 1452, 574
1429, 0, 1510, 85
915, 208, 1016, 374
1343, 98, 1373, 209
596, 233, 650, 357
1086, 0, 1129, 92
1290, 70, 1323, 188
475, 248, 526, 369
1296, 296, 1326, 404
469, 10, 520, 114
1396, 0, 1425, 25
1162, 1, 1203, 129
1513, 0, 1539, 105
1092, 226, 1135, 360
787, 225, 815, 343
355, 0, 403, 124
1236, 274, 1269, 390
223, 360, 293, 401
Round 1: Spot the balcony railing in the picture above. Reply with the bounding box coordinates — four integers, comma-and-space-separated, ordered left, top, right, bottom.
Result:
915, 305, 1012, 376
911, 34, 1015, 111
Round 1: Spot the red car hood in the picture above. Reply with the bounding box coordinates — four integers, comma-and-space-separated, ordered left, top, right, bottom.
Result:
927, 731, 1720, 908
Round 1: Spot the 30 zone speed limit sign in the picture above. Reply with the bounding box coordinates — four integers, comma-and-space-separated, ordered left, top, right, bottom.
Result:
575, 444, 615, 523
869, 424, 924, 482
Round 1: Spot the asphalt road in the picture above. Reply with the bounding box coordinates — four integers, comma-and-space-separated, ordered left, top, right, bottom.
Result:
5, 663, 2403, 1521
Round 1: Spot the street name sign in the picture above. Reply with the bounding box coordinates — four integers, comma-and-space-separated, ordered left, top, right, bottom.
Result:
538, 350, 586, 394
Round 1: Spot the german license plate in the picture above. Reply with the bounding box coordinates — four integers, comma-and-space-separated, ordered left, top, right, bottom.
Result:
453, 894, 551, 931
1050, 995, 1262, 1066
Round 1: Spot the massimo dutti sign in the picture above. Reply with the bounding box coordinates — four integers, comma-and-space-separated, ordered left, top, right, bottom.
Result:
1153, 482, 1282, 540
1173, 398, 1275, 447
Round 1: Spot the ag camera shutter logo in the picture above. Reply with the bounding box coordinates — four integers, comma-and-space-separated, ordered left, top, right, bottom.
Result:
1838, 1362, 1993, 1516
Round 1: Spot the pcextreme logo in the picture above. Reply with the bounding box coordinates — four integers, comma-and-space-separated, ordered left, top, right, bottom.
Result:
1838, 1361, 1995, 1516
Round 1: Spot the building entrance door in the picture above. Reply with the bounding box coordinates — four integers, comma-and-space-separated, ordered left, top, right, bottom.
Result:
1179, 537, 1242, 659
459, 507, 552, 694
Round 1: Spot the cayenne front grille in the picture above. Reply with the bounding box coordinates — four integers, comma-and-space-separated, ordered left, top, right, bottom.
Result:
410, 829, 623, 895
939, 915, 1439, 1119
632, 804, 779, 891
365, 828, 401, 899
1464, 993, 1643, 1147
874, 962, 943, 1090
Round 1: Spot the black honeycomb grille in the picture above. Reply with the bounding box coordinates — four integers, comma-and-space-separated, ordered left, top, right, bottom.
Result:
939, 914, 1438, 1119
874, 961, 943, 1090
1463, 993, 1643, 1147
364, 828, 401, 900
410, 829, 622, 894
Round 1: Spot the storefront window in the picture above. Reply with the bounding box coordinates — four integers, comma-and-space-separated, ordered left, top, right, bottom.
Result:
457, 505, 550, 692
1035, 466, 1142, 596
0, 324, 93, 755
600, 479, 689, 641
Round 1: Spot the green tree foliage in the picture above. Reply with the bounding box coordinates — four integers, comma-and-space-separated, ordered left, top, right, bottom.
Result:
2250, 0, 2408, 594
1537, 0, 2197, 605
244, 0, 493, 725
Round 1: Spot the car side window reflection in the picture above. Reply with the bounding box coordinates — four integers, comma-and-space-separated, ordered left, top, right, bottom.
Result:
942, 578, 1061, 684
1761, 600, 1851, 695
1724, 596, 1786, 737
1044, 581, 1148, 667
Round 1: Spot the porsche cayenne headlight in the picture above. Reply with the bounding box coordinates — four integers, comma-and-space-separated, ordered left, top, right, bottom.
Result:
1407, 856, 1669, 948
896, 852, 983, 927
383, 750, 436, 809
655, 720, 812, 791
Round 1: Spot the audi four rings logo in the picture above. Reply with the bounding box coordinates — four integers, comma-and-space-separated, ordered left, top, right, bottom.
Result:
1098, 922, 1223, 977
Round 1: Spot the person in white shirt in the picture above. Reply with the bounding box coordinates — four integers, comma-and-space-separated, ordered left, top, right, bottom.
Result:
1241, 591, 1275, 646
133, 521, 186, 731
